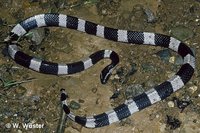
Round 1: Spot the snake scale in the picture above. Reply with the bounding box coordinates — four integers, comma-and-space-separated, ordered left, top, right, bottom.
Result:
6, 13, 195, 128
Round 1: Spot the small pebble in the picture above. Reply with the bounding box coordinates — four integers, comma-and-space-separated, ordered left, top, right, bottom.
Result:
169, 56, 175, 64
119, 118, 133, 126
141, 63, 155, 72
101, 9, 107, 15
188, 85, 198, 94
78, 99, 84, 103
144, 80, 156, 88
91, 87, 97, 93
149, 113, 158, 120
160, 124, 166, 132
31, 95, 40, 103
156, 49, 171, 62
96, 98, 100, 104
144, 8, 156, 23
110, 89, 120, 99
114, 74, 120, 79
167, 71, 175, 78
69, 100, 81, 110
168, 101, 175, 108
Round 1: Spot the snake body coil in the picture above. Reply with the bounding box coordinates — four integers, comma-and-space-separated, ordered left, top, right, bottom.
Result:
7, 13, 195, 128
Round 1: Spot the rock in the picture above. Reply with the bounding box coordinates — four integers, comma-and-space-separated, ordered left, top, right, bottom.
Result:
25, 28, 47, 45
166, 115, 181, 130
174, 55, 184, 65
160, 124, 166, 132
115, 67, 128, 84
149, 113, 159, 120
31, 95, 40, 103
169, 56, 175, 64
69, 100, 81, 110
112, 74, 120, 80
127, 63, 137, 76
91, 87, 97, 93
141, 63, 156, 72
144, 80, 156, 88
110, 89, 120, 99
71, 122, 82, 132
78, 99, 84, 103
119, 118, 133, 126
171, 26, 194, 41
125, 84, 144, 98
168, 101, 175, 108
156, 49, 171, 62
96, 98, 100, 105
116, 67, 125, 77
188, 85, 198, 94
167, 71, 175, 78
144, 8, 157, 23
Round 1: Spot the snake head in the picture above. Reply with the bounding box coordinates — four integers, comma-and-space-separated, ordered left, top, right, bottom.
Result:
100, 64, 114, 84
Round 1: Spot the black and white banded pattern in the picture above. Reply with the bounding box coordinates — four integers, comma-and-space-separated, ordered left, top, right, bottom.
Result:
7, 13, 195, 128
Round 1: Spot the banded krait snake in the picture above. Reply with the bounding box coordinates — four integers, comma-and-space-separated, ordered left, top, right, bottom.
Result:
6, 13, 195, 128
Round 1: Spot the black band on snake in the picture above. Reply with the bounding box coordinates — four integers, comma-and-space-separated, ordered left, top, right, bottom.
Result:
6, 13, 195, 128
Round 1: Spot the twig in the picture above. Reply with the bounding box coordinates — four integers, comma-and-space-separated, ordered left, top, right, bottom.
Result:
1, 78, 36, 89
56, 104, 67, 133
